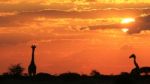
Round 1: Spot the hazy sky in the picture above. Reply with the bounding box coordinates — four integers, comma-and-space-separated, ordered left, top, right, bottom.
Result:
0, 0, 150, 75
0, 0, 150, 12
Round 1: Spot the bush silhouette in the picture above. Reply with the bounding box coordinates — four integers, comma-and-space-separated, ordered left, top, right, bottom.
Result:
90, 70, 101, 77
59, 72, 81, 80
36, 72, 55, 80
8, 64, 24, 76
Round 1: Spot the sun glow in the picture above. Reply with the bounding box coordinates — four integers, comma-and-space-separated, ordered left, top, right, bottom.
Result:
122, 28, 129, 33
121, 18, 135, 24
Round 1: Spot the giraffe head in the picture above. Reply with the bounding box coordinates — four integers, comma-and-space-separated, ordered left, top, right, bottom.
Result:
129, 54, 136, 59
31, 45, 36, 49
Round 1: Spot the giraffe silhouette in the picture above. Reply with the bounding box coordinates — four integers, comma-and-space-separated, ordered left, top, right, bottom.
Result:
129, 54, 150, 76
28, 45, 37, 76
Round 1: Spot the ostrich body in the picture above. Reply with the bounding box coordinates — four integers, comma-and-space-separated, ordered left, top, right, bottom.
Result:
129, 54, 150, 76
28, 45, 37, 76
129, 54, 140, 76
140, 67, 150, 75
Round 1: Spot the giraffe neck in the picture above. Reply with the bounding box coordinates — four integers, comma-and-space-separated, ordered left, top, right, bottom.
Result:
133, 58, 140, 69
31, 48, 35, 64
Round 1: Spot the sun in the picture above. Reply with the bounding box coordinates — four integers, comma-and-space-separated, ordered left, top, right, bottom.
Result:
122, 28, 129, 33
121, 18, 135, 24
120, 18, 135, 33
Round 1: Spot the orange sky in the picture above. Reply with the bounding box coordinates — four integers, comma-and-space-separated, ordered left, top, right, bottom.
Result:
0, 0, 150, 75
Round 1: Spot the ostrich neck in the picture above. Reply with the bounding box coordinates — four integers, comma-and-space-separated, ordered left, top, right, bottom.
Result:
133, 58, 139, 69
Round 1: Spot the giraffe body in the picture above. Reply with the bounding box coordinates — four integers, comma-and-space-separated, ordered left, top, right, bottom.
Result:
28, 45, 37, 76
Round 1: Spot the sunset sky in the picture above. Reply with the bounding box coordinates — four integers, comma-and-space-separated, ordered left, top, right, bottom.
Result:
1, 0, 150, 75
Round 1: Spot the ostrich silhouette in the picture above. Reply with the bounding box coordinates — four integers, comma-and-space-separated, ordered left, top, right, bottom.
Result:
28, 45, 37, 76
129, 54, 150, 76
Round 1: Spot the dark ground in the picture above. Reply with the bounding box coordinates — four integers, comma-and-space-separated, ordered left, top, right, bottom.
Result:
1, 73, 150, 84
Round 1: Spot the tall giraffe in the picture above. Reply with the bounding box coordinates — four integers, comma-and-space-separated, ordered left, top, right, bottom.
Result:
28, 45, 37, 76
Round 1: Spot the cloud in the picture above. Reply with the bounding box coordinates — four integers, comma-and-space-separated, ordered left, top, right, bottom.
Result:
86, 0, 97, 2
0, 33, 33, 46
126, 15, 150, 34
80, 14, 150, 34
0, 0, 43, 4
0, 1, 75, 12
0, 2, 46, 12
0, 8, 150, 27
80, 24, 121, 30
0, 0, 150, 13
0, 9, 150, 36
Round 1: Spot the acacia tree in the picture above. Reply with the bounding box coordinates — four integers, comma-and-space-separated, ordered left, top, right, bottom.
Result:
8, 64, 24, 76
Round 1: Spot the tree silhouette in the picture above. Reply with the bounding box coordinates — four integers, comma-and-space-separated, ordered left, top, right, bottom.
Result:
90, 70, 101, 77
8, 64, 24, 76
